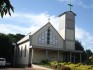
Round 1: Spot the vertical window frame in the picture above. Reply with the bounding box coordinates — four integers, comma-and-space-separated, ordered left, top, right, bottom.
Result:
24, 45, 26, 57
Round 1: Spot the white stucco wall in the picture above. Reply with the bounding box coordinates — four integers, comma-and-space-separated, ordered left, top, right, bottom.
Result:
59, 14, 66, 40
17, 41, 30, 65
66, 12, 75, 20
66, 41, 75, 50
32, 49, 45, 63
65, 12, 75, 50
66, 29, 74, 40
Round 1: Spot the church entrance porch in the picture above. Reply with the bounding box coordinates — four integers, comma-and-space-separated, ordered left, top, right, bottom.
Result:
32, 48, 60, 63
31, 48, 82, 64
48, 50, 58, 61
62, 51, 82, 63
45, 50, 82, 63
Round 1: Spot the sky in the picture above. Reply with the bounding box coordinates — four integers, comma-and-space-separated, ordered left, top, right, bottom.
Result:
0, 0, 93, 51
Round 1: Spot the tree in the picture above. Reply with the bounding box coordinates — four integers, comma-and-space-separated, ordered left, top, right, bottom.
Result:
89, 55, 93, 65
14, 33, 25, 42
0, 0, 14, 18
75, 40, 84, 51
0, 33, 13, 62
75, 40, 86, 63
75, 40, 93, 64
86, 49, 93, 58
0, 33, 24, 65
85, 49, 93, 64
7, 33, 25, 43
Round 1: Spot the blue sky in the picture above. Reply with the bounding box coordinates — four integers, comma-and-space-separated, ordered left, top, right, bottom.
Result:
0, 0, 93, 51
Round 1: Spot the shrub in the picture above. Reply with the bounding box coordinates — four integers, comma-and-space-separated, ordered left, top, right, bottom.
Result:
51, 63, 57, 69
61, 65, 71, 70
77, 63, 82, 66
68, 62, 71, 65
40, 59, 49, 65
50, 61, 58, 69
63, 62, 68, 65
57, 63, 63, 69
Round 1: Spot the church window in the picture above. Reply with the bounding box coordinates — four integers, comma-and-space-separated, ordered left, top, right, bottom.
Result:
50, 31, 52, 35
45, 35, 47, 38
17, 47, 20, 57
42, 36, 44, 39
50, 32, 52, 38
47, 36, 50, 41
47, 28, 50, 44
42, 33, 44, 36
38, 27, 58, 45
53, 41, 55, 44
47, 40, 50, 44
53, 38, 55, 41
45, 31, 47, 34
38, 36, 42, 43
50, 38, 53, 45
55, 39, 58, 45
50, 38, 52, 42
24, 45, 26, 57
20, 46, 22, 57
39, 37, 41, 41
50, 42, 52, 45
41, 40, 44, 43
47, 33, 50, 37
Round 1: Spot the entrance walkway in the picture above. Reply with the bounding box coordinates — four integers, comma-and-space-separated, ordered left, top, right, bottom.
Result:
26, 64, 53, 70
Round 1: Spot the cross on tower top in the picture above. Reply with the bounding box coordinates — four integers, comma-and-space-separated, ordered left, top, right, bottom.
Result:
68, 2, 73, 11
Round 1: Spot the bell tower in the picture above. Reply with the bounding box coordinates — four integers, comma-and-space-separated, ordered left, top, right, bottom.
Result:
59, 5, 76, 50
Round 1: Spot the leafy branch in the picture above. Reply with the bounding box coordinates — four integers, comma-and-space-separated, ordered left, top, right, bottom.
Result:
0, 0, 14, 18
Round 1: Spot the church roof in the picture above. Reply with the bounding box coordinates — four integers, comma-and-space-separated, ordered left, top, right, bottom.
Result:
32, 22, 51, 36
31, 22, 63, 40
17, 22, 63, 44
58, 11, 76, 17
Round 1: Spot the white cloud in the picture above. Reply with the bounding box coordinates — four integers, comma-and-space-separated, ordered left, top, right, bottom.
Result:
0, 12, 93, 51
78, 1, 93, 8
0, 24, 29, 34
76, 26, 93, 51
0, 12, 58, 34
57, 0, 93, 8
58, 0, 75, 3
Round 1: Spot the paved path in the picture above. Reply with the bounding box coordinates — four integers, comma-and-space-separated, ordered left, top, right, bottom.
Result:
26, 64, 53, 70
0, 64, 53, 70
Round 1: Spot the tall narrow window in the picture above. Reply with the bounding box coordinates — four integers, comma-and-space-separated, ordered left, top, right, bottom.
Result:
38, 27, 58, 45
17, 47, 19, 57
47, 28, 50, 44
20, 47, 22, 57
24, 45, 26, 57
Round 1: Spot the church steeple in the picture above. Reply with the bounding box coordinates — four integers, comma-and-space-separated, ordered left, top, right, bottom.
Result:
58, 4, 76, 50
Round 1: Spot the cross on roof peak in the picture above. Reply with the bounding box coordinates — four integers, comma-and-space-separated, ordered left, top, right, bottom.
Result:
48, 17, 50, 22
68, 2, 73, 11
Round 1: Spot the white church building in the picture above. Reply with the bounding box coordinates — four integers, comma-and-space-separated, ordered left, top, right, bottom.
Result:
15, 11, 83, 67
